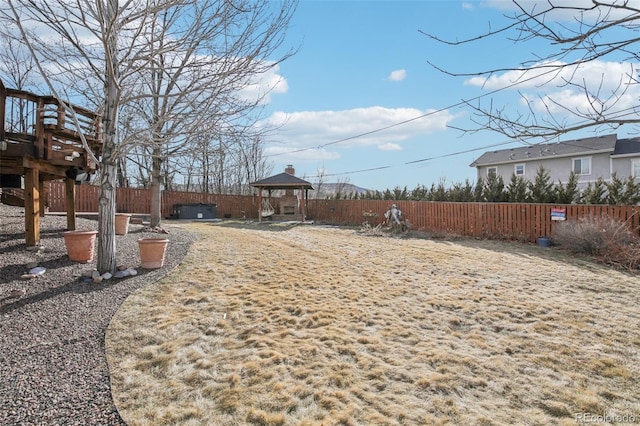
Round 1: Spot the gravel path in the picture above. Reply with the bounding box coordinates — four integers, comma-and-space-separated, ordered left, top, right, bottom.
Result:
0, 203, 197, 425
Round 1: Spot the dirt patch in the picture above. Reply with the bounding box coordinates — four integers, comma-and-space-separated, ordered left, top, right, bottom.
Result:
106, 222, 640, 425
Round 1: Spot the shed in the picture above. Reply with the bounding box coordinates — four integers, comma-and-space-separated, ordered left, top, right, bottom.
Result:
250, 165, 313, 222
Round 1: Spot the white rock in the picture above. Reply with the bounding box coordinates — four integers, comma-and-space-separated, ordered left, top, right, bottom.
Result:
28, 266, 46, 276
114, 271, 128, 279
127, 268, 138, 276
91, 270, 101, 279
102, 272, 113, 280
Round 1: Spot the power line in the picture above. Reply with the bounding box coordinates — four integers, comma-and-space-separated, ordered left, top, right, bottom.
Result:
406, 139, 519, 165
265, 65, 565, 160
266, 62, 640, 179
302, 138, 522, 181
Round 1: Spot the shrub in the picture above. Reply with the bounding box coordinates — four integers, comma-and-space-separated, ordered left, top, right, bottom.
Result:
553, 215, 640, 270
359, 222, 384, 236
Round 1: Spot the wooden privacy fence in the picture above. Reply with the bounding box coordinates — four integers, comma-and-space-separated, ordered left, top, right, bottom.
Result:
46, 182, 640, 243
309, 199, 640, 242
47, 182, 259, 219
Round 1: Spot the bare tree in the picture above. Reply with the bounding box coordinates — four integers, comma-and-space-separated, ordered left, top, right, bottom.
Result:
2, 0, 297, 273
423, 1, 640, 140
0, 34, 37, 91
118, 1, 296, 227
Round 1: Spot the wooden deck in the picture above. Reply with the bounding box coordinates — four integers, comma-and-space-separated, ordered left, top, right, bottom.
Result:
0, 80, 102, 245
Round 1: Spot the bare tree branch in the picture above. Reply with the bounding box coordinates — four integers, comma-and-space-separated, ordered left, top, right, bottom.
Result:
424, 0, 640, 140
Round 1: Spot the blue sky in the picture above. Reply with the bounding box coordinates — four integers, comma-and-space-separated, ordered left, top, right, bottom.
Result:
256, 0, 640, 191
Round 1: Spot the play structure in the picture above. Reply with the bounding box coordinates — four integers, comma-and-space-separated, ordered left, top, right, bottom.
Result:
0, 79, 103, 245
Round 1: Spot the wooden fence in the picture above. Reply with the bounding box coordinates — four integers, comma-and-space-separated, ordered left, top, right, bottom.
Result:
309, 199, 640, 242
47, 182, 259, 219
45, 182, 640, 243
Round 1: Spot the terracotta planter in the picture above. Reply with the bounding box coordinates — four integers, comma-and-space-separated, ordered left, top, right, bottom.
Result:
63, 230, 98, 263
115, 213, 132, 235
138, 238, 169, 269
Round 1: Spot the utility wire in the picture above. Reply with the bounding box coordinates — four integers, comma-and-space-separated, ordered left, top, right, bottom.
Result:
266, 61, 640, 180
265, 64, 575, 160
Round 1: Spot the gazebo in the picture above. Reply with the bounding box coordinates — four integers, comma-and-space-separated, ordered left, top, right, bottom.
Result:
250, 165, 313, 222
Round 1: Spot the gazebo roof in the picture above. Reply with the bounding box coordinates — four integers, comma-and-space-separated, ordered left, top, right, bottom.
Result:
250, 172, 314, 190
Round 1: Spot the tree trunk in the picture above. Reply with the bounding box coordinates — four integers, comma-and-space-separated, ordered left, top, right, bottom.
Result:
150, 152, 162, 227
97, 159, 117, 274
96, 0, 119, 275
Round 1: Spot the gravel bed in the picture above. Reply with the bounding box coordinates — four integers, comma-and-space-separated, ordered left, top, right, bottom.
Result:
0, 203, 197, 425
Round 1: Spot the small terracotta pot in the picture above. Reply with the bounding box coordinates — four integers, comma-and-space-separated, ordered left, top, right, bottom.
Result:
115, 213, 132, 235
137, 238, 169, 269
63, 230, 98, 263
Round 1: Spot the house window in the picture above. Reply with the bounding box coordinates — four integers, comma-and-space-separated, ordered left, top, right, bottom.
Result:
514, 164, 525, 176
487, 167, 497, 177
573, 157, 591, 175
632, 159, 640, 178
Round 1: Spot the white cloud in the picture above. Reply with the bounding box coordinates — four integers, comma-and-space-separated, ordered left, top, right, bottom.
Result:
484, 0, 640, 21
379, 143, 402, 151
239, 63, 289, 104
258, 106, 454, 163
465, 60, 640, 121
466, 60, 638, 91
387, 69, 407, 81
264, 145, 341, 163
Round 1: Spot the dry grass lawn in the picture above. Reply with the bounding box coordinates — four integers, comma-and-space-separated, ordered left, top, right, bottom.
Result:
106, 222, 640, 425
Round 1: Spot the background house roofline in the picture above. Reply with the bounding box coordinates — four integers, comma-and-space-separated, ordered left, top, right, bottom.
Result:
471, 134, 618, 167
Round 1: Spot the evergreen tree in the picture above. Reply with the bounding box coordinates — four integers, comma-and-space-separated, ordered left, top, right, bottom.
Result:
473, 177, 484, 202
430, 178, 448, 201
448, 179, 475, 202
605, 173, 625, 205
621, 176, 640, 205
554, 171, 579, 204
392, 186, 409, 200
527, 165, 555, 203
409, 184, 428, 200
482, 173, 507, 202
580, 177, 607, 204
506, 174, 528, 202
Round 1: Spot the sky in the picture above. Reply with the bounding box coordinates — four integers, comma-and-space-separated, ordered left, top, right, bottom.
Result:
255, 0, 640, 191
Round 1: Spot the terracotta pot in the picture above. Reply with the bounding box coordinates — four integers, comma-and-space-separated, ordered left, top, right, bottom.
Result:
115, 213, 132, 235
138, 238, 169, 269
63, 230, 98, 263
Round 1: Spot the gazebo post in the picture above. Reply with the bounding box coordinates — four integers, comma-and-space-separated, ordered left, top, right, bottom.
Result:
299, 185, 305, 222
258, 188, 263, 223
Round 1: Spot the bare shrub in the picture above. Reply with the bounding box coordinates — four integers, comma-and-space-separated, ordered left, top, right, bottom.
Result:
358, 222, 384, 236
553, 215, 640, 270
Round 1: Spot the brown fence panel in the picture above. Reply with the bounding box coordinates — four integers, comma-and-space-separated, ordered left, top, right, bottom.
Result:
162, 191, 258, 219
43, 182, 640, 242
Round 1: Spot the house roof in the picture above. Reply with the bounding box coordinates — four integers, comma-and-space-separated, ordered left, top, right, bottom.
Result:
470, 134, 618, 167
612, 137, 640, 156
250, 172, 314, 189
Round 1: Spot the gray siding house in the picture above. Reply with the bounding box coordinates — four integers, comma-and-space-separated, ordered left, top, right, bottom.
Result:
470, 134, 640, 188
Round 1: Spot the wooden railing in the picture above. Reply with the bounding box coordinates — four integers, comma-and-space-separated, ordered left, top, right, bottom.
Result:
45, 182, 640, 243
0, 80, 102, 172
